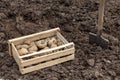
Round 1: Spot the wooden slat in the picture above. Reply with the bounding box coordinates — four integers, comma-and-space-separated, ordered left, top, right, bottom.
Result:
20, 42, 74, 59
11, 43, 21, 66
56, 32, 69, 44
21, 54, 74, 74
8, 28, 60, 45
8, 41, 12, 56
21, 48, 75, 67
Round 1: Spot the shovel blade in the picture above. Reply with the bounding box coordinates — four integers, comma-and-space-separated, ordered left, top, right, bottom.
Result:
89, 32, 109, 49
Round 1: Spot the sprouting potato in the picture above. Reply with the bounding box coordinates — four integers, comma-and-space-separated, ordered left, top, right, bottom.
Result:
18, 48, 28, 56
35, 40, 47, 49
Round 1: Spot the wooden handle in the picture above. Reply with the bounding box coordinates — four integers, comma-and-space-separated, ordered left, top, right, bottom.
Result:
98, 0, 105, 30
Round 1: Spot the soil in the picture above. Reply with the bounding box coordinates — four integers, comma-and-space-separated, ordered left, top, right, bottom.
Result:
0, 0, 120, 80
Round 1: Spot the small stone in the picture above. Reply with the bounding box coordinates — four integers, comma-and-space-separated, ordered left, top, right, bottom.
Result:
0, 13, 7, 19
104, 76, 111, 80
115, 77, 120, 80
16, 16, 23, 23
0, 32, 5, 39
87, 59, 95, 66
61, 13, 65, 16
0, 52, 5, 57
103, 59, 111, 64
95, 70, 103, 77
108, 70, 116, 76
118, 20, 120, 25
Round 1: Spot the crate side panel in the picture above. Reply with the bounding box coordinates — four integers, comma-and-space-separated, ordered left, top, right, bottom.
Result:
56, 32, 69, 44
8, 28, 60, 43
12, 43, 21, 66
13, 31, 57, 45
21, 54, 74, 74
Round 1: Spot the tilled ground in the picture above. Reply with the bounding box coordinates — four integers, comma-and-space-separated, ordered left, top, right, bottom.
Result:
0, 0, 120, 80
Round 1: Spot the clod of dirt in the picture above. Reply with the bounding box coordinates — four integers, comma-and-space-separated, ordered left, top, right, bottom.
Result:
87, 59, 95, 66
95, 70, 103, 78
16, 22, 40, 35
102, 33, 119, 46
108, 70, 116, 77
0, 52, 5, 58
0, 32, 5, 40
0, 45, 2, 51
64, 26, 73, 32
115, 77, 120, 80
82, 70, 94, 79
0, 13, 7, 20
103, 76, 112, 80
16, 16, 24, 23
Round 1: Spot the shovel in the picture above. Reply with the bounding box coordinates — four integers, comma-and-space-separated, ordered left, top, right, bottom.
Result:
89, 0, 109, 48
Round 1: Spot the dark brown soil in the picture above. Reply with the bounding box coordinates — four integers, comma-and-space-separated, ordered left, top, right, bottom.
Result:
0, 0, 120, 80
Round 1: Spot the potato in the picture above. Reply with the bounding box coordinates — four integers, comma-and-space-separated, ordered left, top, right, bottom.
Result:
29, 50, 37, 53
41, 47, 49, 50
50, 44, 57, 48
48, 37, 57, 46
46, 38, 50, 42
21, 44, 29, 48
18, 48, 28, 56
35, 40, 47, 49
29, 45, 38, 52
41, 47, 51, 55
24, 40, 31, 45
29, 42, 36, 47
16, 45, 22, 49
57, 39, 63, 46
16, 44, 29, 49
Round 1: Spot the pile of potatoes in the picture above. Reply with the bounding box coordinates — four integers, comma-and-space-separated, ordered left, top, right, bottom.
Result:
16, 37, 63, 56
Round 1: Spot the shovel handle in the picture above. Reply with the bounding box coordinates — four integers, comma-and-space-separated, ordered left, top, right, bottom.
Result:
98, 0, 105, 31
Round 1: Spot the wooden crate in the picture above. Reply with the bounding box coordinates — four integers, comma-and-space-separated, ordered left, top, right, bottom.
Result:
8, 28, 75, 74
